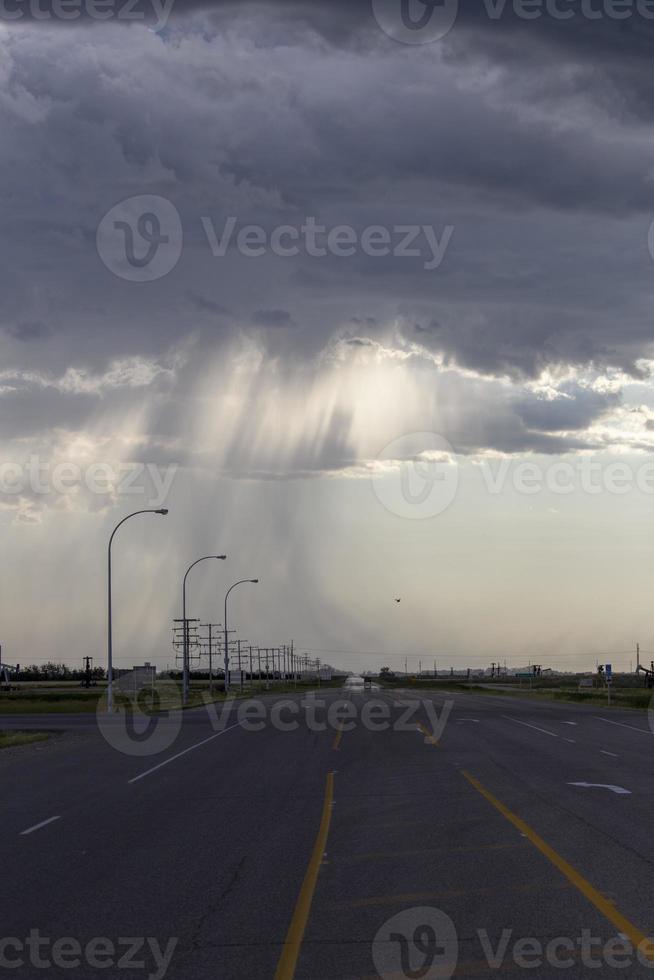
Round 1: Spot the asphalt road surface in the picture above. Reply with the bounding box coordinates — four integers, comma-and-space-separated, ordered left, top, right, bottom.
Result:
2, 685, 654, 978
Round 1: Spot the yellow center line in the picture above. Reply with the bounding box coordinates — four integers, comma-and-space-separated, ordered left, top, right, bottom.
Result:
274, 771, 335, 980
462, 770, 654, 962
332, 726, 343, 751
417, 722, 439, 746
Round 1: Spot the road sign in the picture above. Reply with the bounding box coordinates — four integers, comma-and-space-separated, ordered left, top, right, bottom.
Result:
605, 663, 612, 680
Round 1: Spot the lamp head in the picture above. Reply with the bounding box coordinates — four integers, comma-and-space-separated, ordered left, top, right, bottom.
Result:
216, 555, 227, 560
156, 509, 169, 516
251, 578, 259, 584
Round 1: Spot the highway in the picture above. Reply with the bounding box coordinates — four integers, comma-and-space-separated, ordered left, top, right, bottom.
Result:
2, 685, 654, 978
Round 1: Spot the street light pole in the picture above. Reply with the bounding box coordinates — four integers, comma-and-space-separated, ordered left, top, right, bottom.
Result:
107, 508, 168, 714
182, 555, 227, 705
224, 579, 259, 693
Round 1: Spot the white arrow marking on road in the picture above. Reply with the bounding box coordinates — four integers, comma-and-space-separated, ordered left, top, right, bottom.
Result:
568, 782, 631, 795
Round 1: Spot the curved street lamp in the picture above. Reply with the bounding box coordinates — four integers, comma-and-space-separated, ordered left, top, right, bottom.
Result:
107, 509, 168, 714
224, 579, 259, 693
182, 555, 227, 704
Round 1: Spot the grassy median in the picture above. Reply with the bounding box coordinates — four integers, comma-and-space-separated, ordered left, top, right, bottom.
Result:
0, 692, 101, 713
0, 731, 51, 749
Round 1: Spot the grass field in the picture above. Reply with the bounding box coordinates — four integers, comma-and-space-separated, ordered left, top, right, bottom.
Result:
0, 689, 102, 713
0, 677, 341, 714
0, 731, 51, 749
382, 678, 654, 711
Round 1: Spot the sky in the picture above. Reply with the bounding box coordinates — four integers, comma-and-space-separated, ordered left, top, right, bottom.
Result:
2, 0, 654, 674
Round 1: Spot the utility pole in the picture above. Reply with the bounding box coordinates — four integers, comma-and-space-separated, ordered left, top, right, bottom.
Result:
198, 623, 222, 699
221, 630, 236, 688
207, 624, 213, 697
173, 619, 200, 693
83, 656, 93, 689
209, 624, 215, 697
203, 624, 221, 698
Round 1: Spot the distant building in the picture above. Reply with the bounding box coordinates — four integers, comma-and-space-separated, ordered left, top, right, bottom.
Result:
116, 663, 156, 694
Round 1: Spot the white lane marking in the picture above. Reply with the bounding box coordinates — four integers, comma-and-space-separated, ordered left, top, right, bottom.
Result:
457, 718, 480, 723
593, 717, 651, 736
568, 782, 631, 795
564, 738, 576, 743
20, 816, 61, 836
601, 750, 619, 758
502, 715, 558, 738
562, 722, 577, 726
128, 722, 242, 784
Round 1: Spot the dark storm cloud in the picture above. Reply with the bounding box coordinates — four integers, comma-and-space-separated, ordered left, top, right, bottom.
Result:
185, 291, 231, 316
1, 0, 653, 465
5, 321, 51, 342
251, 308, 296, 328
13, 0, 654, 77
